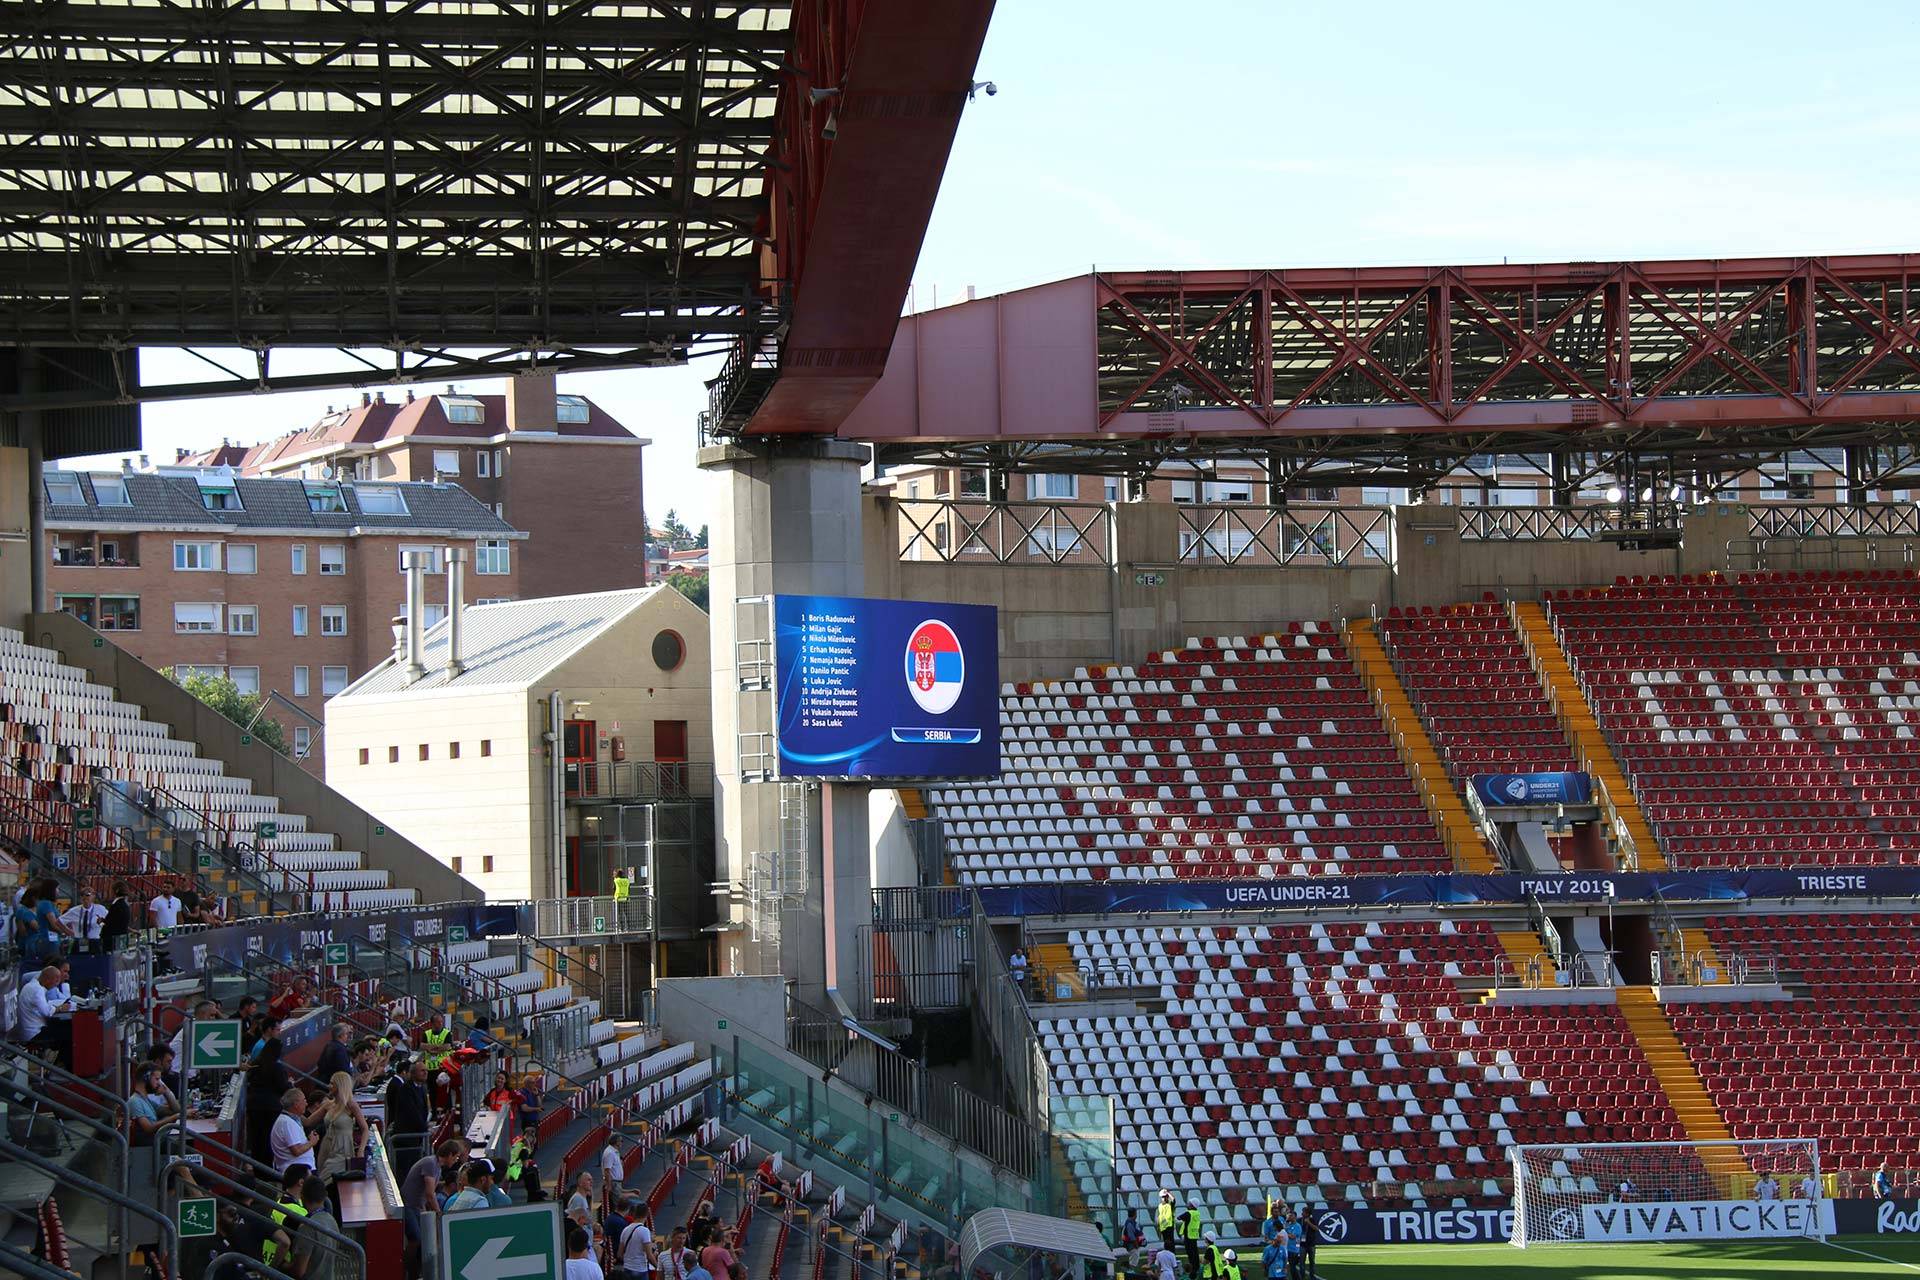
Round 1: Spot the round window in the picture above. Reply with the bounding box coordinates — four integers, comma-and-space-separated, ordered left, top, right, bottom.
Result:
651, 629, 685, 672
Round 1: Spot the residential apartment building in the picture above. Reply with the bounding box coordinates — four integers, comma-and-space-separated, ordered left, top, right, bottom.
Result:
185, 369, 650, 596
45, 467, 522, 768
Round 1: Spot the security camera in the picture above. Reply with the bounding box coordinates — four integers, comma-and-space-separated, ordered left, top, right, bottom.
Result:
969, 80, 998, 100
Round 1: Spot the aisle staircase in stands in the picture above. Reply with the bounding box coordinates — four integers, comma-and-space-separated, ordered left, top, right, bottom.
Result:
1615, 986, 1739, 1162
1347, 619, 1496, 873
1512, 602, 1666, 871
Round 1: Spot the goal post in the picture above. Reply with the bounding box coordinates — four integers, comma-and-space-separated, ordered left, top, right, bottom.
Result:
1509, 1139, 1828, 1248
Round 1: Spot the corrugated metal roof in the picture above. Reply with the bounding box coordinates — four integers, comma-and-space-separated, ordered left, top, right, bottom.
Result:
43, 471, 516, 535
338, 587, 660, 697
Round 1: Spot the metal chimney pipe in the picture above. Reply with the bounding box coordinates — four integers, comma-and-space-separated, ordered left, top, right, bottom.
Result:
402, 550, 427, 682
444, 546, 467, 677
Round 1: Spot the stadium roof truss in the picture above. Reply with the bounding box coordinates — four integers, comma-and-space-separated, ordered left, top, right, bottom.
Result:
0, 1, 788, 376
852, 258, 1920, 487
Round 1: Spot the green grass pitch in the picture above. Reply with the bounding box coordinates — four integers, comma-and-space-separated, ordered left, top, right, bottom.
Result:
1314, 1235, 1920, 1276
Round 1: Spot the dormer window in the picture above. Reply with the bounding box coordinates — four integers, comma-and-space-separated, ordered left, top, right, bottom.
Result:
556, 394, 591, 423
44, 474, 84, 505
444, 396, 486, 425
305, 482, 347, 513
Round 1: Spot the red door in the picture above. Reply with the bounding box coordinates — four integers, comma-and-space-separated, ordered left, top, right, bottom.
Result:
654, 720, 688, 793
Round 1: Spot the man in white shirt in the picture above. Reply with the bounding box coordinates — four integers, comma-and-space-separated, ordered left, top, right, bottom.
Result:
1797, 1173, 1821, 1200
565, 1227, 604, 1280
601, 1141, 625, 1192
148, 891, 183, 930
1755, 1174, 1780, 1201
1153, 1244, 1177, 1280
617, 1203, 655, 1280
60, 887, 107, 953
269, 1088, 316, 1177
16, 965, 72, 1064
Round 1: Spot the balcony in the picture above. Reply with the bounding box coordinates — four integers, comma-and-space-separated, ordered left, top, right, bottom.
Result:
564, 759, 713, 803
51, 534, 138, 568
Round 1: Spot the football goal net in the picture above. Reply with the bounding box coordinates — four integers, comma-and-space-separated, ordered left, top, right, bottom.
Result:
1509, 1139, 1828, 1248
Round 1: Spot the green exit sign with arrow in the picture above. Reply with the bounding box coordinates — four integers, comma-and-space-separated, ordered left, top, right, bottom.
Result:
438, 1200, 563, 1280
186, 1019, 243, 1070
325, 943, 350, 966
256, 820, 278, 841
177, 1197, 216, 1239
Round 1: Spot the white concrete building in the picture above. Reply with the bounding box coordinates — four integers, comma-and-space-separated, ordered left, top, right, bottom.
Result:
324, 587, 713, 914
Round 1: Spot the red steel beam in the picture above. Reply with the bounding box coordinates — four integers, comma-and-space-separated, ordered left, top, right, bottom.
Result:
835, 256, 1920, 444
743, 0, 996, 435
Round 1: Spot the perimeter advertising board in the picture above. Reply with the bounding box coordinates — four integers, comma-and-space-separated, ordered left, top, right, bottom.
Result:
773, 595, 999, 779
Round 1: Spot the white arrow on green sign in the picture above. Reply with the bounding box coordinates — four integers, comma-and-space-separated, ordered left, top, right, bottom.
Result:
449, 924, 469, 943
177, 1197, 216, 1239
325, 942, 350, 966
187, 1019, 243, 1070
438, 1200, 563, 1280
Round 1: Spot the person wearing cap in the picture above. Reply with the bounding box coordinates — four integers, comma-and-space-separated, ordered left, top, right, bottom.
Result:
1218, 1248, 1242, 1280
1155, 1190, 1177, 1253
1200, 1232, 1224, 1280
445, 1159, 499, 1211
1179, 1202, 1204, 1278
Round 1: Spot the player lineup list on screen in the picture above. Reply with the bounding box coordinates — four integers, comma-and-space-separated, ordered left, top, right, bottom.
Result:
794, 607, 860, 731
772, 594, 1000, 779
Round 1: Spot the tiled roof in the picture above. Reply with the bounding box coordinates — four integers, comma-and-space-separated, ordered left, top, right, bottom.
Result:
44, 472, 517, 535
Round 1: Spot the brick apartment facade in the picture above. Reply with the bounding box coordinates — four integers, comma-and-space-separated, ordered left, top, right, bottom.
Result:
186, 370, 649, 597
45, 468, 522, 768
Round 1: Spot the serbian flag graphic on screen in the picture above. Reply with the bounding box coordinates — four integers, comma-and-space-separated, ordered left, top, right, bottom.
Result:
904, 619, 965, 715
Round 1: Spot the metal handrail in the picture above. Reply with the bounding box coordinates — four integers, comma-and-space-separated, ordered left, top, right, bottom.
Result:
138, 781, 315, 913
0, 1130, 176, 1280
163, 1158, 368, 1280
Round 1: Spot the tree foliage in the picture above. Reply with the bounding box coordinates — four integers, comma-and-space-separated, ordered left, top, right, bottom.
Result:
666, 571, 710, 612
166, 669, 291, 755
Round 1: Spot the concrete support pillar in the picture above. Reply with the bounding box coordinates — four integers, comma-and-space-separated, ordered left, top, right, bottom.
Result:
701, 438, 871, 988
20, 348, 43, 616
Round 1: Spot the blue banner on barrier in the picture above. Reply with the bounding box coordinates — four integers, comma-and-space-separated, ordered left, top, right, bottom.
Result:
974, 867, 1920, 916
160, 901, 521, 974
1471, 771, 1594, 806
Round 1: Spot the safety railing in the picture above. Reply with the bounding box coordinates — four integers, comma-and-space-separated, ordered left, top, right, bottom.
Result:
1746, 501, 1920, 540
1174, 503, 1394, 567
1726, 535, 1917, 572
969, 903, 1055, 1128
138, 781, 316, 913
162, 1157, 368, 1280
530, 893, 654, 939
890, 499, 1115, 566
0, 1132, 174, 1280
566, 759, 714, 802
0, 773, 189, 907
785, 992, 1045, 1183
1458, 503, 1685, 542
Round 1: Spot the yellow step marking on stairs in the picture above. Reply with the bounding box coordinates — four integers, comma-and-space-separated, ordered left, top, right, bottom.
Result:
1513, 601, 1666, 871
1346, 619, 1497, 873
1615, 985, 1746, 1180
1493, 929, 1560, 988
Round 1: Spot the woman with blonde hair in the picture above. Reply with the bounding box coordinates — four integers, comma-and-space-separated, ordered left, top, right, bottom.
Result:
312, 1069, 367, 1214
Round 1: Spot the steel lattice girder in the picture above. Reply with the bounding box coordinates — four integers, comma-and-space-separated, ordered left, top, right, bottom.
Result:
0, 0, 792, 353
1095, 257, 1920, 433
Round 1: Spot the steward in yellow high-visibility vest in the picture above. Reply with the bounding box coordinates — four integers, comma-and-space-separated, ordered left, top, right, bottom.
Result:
613, 871, 632, 902
1218, 1248, 1241, 1280
1155, 1190, 1177, 1249
421, 1015, 453, 1069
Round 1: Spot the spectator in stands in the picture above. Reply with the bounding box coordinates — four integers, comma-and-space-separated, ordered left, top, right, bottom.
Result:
270, 1086, 318, 1178
245, 1034, 293, 1165
270, 977, 315, 1022
147, 885, 184, 931
47, 956, 72, 1005
293, 1174, 340, 1280
697, 1226, 735, 1279
1008, 947, 1029, 992
1613, 1176, 1637, 1203
313, 1070, 368, 1213
656, 1227, 693, 1280
614, 1202, 654, 1280
603, 1192, 630, 1246
386, 1058, 434, 1165
146, 1041, 182, 1104
601, 1138, 626, 1196
514, 1073, 542, 1135
566, 1226, 605, 1280
127, 1060, 174, 1146
1876, 1161, 1894, 1199
566, 1171, 598, 1228
316, 1023, 355, 1082
1120, 1208, 1145, 1264
446, 1160, 500, 1212
352, 1037, 391, 1086
15, 964, 72, 1066
100, 881, 132, 951
182, 889, 224, 927
15, 878, 68, 964
485, 1069, 518, 1118
1755, 1172, 1780, 1201
1797, 1171, 1820, 1200
59, 885, 105, 953
401, 1137, 465, 1229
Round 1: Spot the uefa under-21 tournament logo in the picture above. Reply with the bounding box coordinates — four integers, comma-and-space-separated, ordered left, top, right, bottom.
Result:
905, 619, 965, 715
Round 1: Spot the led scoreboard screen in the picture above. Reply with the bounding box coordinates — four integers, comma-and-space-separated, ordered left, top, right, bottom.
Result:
772, 595, 1000, 779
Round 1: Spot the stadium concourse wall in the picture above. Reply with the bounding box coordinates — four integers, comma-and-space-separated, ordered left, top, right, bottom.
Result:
862, 500, 1917, 684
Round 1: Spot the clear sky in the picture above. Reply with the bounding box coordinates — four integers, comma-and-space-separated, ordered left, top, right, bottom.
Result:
79, 0, 1920, 527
